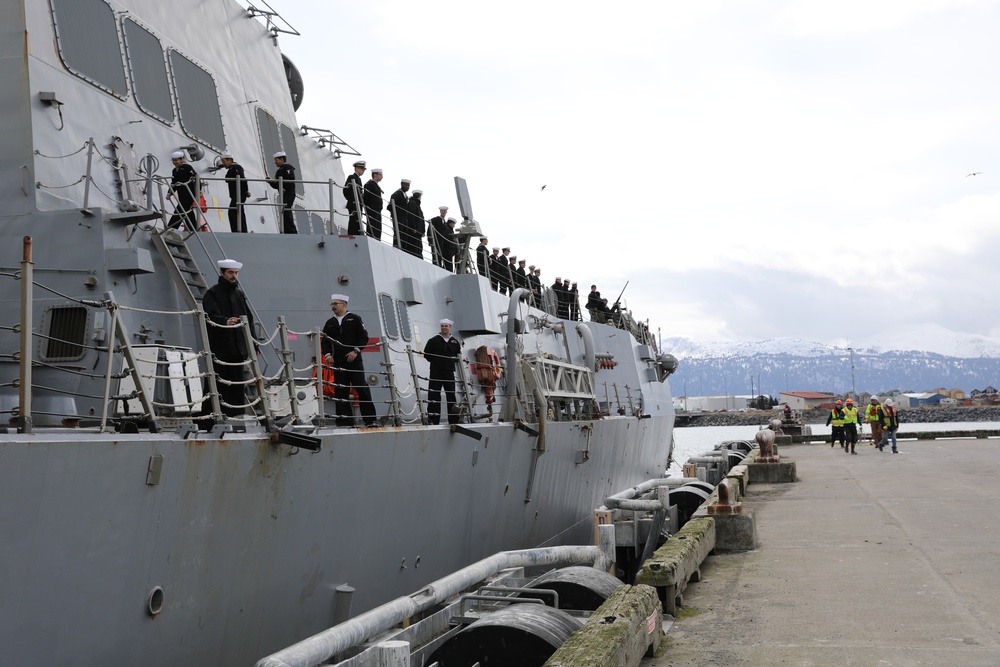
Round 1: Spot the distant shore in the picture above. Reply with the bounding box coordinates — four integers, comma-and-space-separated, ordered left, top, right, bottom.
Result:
675, 405, 1000, 428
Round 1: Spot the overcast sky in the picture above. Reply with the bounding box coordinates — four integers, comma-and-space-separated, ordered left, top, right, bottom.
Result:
275, 0, 1000, 348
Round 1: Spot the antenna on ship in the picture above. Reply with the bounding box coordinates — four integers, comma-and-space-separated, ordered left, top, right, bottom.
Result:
453, 176, 484, 274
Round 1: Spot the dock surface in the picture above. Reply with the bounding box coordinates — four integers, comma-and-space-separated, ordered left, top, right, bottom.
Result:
643, 438, 1000, 666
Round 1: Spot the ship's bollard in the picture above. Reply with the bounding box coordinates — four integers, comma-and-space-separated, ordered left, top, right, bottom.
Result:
755, 428, 780, 463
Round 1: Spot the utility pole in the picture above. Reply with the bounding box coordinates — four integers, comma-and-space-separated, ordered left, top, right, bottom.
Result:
849, 347, 857, 399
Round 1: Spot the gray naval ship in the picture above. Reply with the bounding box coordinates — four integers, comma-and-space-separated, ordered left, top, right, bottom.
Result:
0, 0, 678, 664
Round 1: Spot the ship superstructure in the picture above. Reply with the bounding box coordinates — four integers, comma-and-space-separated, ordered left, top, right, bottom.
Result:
0, 1, 676, 664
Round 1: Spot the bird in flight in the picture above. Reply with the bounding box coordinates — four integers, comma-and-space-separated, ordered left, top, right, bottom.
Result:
967, 172, 983, 177
540, 185, 547, 191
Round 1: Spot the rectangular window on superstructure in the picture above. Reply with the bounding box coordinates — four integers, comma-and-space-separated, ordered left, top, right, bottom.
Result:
50, 0, 128, 98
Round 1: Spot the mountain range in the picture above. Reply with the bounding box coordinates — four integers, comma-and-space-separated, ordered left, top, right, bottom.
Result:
660, 323, 1000, 397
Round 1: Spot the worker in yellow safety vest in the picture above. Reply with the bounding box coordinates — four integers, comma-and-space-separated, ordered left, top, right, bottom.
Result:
842, 398, 860, 454
865, 397, 884, 448
825, 399, 846, 449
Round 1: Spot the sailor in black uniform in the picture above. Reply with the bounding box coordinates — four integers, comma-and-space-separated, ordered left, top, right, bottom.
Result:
321, 293, 378, 427
221, 153, 250, 233
404, 189, 426, 258
202, 258, 257, 417
514, 259, 529, 292
476, 237, 490, 279
441, 217, 459, 272
529, 267, 542, 307
363, 168, 384, 240
167, 150, 199, 231
343, 160, 366, 235
488, 247, 502, 291
266, 151, 297, 233
428, 205, 449, 267
497, 247, 512, 294
423, 318, 463, 425
389, 178, 410, 248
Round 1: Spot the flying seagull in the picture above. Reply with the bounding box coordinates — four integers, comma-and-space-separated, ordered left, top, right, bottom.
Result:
967, 172, 983, 177
540, 185, 547, 191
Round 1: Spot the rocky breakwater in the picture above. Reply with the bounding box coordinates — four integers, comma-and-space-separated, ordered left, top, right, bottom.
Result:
677, 406, 1000, 428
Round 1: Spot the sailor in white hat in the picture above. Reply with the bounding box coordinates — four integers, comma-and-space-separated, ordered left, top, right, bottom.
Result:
423, 318, 462, 425
202, 257, 256, 417
266, 150, 297, 233
364, 168, 385, 241
166, 149, 199, 231
322, 293, 379, 427
489, 246, 502, 292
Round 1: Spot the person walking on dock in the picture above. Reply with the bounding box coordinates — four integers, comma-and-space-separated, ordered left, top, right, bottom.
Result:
866, 397, 885, 448
842, 398, 861, 454
826, 399, 846, 449
423, 318, 463, 425
879, 399, 900, 453
322, 294, 378, 427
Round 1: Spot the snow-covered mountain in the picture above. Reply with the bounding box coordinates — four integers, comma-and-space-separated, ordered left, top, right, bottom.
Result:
661, 323, 1000, 397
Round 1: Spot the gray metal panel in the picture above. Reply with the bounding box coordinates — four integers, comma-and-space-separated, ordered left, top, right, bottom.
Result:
50, 0, 127, 98
168, 49, 225, 149
255, 107, 281, 160
446, 274, 500, 334
122, 18, 174, 123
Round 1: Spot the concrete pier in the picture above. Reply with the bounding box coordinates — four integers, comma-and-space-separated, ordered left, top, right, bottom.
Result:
643, 438, 1000, 666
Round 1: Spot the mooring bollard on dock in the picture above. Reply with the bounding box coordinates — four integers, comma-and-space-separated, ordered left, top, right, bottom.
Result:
748, 428, 798, 483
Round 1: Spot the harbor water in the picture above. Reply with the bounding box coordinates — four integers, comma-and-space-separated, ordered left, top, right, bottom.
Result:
668, 421, 1000, 476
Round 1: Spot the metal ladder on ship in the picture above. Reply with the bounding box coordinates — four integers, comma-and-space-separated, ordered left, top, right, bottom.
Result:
150, 228, 210, 309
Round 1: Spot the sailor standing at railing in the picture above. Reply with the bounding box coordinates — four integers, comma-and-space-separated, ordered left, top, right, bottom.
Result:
423, 319, 462, 425
364, 168, 385, 240
343, 160, 366, 235
203, 259, 258, 417
321, 294, 379, 427
221, 153, 250, 233
389, 179, 411, 248
166, 150, 198, 231
266, 151, 298, 234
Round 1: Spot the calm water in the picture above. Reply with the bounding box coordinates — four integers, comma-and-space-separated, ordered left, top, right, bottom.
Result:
668, 421, 1000, 476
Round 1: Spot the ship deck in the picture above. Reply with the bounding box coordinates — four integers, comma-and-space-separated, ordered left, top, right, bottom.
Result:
645, 438, 1000, 665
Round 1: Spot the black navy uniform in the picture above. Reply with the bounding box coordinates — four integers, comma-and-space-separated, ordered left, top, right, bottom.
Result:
224, 162, 250, 233
343, 172, 364, 235
363, 179, 384, 240
321, 311, 377, 426
168, 162, 198, 231
389, 188, 408, 248
267, 162, 298, 233
476, 244, 490, 279
203, 277, 256, 416
428, 216, 448, 267
423, 332, 462, 425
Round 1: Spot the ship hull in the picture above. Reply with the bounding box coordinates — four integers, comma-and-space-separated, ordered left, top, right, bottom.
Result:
0, 416, 670, 665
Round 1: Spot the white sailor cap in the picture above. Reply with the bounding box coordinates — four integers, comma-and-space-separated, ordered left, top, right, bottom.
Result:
401, 178, 411, 184
492, 247, 500, 251
439, 205, 449, 211
220, 152, 233, 160
528, 265, 535, 270
372, 168, 383, 174
273, 151, 286, 159
218, 259, 243, 270
440, 318, 454, 326
518, 259, 526, 264
170, 150, 185, 159
353, 160, 366, 168
446, 217, 458, 224
330, 293, 350, 303
502, 247, 510, 252
555, 277, 562, 281
412, 189, 423, 195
